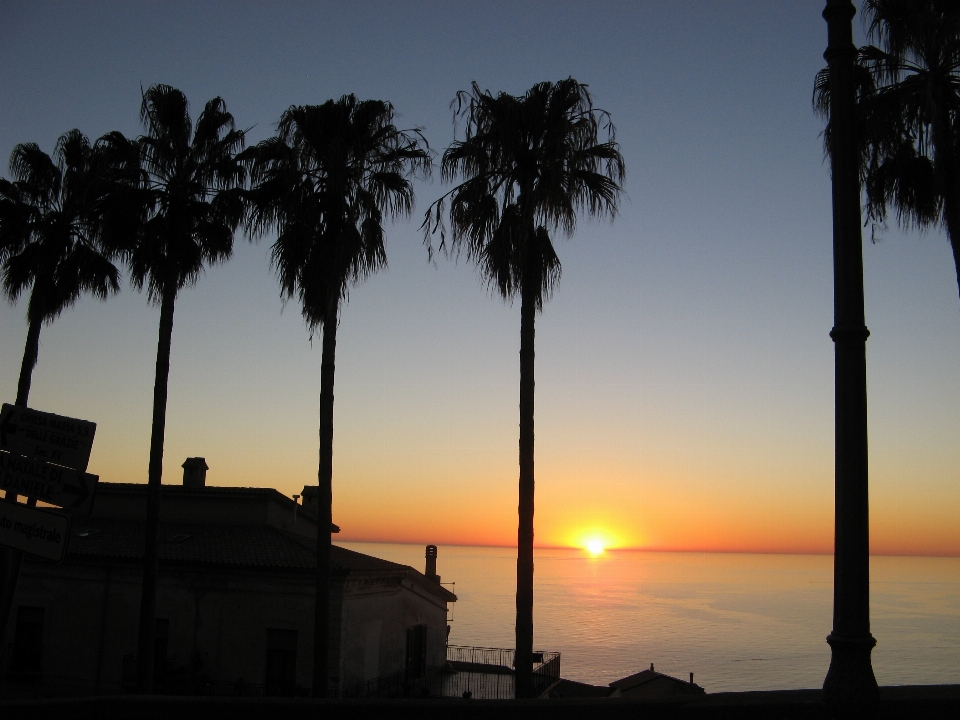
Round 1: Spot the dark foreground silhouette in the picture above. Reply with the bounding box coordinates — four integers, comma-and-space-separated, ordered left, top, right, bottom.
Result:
1, 684, 960, 720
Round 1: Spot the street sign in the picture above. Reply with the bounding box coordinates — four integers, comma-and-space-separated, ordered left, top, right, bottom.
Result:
0, 403, 96, 472
0, 450, 98, 514
0, 499, 71, 562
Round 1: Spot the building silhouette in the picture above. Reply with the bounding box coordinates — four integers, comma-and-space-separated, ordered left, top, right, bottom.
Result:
2, 462, 455, 696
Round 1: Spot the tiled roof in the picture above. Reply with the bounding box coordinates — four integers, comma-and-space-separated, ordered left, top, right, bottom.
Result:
66, 520, 406, 575
87, 482, 340, 532
52, 482, 456, 602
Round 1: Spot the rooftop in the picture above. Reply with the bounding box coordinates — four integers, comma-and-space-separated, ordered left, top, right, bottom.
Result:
67, 520, 400, 575
47, 481, 455, 602
78, 482, 339, 534
608, 668, 704, 698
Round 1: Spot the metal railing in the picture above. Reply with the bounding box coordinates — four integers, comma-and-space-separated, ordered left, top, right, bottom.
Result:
447, 644, 515, 669
535, 653, 561, 695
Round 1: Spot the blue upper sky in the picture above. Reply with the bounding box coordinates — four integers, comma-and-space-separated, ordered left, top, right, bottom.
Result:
1, 1, 957, 553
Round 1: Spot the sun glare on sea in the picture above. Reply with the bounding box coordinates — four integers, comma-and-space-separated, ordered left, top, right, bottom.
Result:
585, 539, 605, 556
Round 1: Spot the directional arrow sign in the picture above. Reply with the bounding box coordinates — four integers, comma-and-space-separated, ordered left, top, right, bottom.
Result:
0, 404, 96, 472
0, 499, 71, 562
0, 450, 98, 513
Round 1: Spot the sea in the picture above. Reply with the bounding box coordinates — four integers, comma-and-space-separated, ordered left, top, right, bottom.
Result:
337, 542, 960, 692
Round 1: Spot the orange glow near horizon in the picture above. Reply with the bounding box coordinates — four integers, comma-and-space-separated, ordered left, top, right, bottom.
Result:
317, 465, 960, 557
99, 444, 960, 557
170, 456, 957, 556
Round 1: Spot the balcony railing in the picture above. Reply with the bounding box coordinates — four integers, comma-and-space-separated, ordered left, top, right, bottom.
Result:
338, 644, 561, 700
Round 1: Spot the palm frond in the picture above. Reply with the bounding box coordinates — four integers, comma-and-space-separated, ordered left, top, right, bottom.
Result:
0, 130, 122, 322
245, 94, 430, 333
121, 84, 247, 304
425, 78, 624, 308
827, 0, 960, 252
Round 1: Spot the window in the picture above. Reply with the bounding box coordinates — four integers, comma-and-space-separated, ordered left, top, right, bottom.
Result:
265, 628, 297, 696
154, 618, 170, 681
122, 654, 136, 689
405, 624, 427, 680
9, 606, 44, 683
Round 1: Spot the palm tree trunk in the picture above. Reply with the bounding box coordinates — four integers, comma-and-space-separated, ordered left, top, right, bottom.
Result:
515, 274, 536, 699
1, 310, 42, 503
945, 221, 960, 309
0, 310, 44, 663
940, 191, 960, 310
136, 283, 176, 694
15, 312, 42, 408
932, 119, 960, 310
313, 305, 337, 697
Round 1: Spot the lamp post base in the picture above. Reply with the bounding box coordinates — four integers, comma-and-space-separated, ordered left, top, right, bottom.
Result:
823, 633, 879, 715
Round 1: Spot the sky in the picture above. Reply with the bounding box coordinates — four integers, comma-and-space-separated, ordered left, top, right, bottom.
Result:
0, 1, 957, 556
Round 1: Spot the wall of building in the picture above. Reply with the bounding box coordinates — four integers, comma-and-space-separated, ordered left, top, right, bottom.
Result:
337, 574, 449, 690
7, 559, 342, 695
338, 582, 401, 688
8, 558, 449, 697
401, 579, 449, 670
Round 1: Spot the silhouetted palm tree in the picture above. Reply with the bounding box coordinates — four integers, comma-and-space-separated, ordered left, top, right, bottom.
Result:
424, 79, 624, 697
108, 85, 245, 693
0, 129, 120, 652
244, 96, 430, 696
0, 130, 120, 408
815, 0, 960, 306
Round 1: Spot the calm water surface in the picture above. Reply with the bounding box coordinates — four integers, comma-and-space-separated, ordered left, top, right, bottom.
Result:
338, 542, 960, 692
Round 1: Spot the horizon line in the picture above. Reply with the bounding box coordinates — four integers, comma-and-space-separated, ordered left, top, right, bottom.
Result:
333, 539, 960, 559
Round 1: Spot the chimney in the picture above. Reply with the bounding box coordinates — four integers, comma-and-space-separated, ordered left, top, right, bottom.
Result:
300, 486, 318, 517
425, 545, 439, 583
182, 458, 208, 487
299, 486, 340, 534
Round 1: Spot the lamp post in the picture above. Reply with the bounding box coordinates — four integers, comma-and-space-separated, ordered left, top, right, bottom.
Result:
821, 0, 879, 711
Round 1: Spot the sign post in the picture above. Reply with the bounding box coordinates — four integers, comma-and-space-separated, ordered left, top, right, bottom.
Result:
0, 404, 100, 671
0, 450, 99, 514
0, 403, 96, 472
0, 501, 71, 563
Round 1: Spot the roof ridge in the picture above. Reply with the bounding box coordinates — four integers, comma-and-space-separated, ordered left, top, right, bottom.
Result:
98, 482, 283, 493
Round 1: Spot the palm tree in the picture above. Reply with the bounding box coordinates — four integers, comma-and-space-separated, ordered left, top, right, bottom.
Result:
108, 85, 245, 693
0, 130, 121, 408
815, 0, 960, 306
423, 79, 624, 697
244, 95, 430, 696
0, 129, 120, 656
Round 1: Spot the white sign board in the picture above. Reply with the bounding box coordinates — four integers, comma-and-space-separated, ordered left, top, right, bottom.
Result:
0, 404, 96, 472
0, 499, 71, 562
0, 450, 99, 514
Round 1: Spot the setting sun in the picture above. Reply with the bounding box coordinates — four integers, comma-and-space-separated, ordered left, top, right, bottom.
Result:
568, 527, 624, 553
